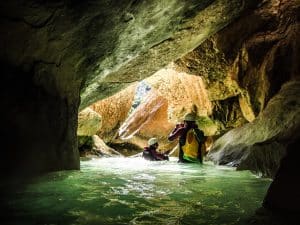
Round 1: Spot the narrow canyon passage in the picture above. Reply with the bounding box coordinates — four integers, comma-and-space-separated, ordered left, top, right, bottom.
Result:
1, 0, 299, 224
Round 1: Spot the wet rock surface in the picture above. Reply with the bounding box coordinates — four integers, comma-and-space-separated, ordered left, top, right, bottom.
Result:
207, 81, 300, 177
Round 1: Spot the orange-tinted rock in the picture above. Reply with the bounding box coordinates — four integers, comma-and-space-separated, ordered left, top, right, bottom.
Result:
88, 67, 213, 151
146, 66, 212, 123
89, 85, 136, 142
118, 90, 171, 149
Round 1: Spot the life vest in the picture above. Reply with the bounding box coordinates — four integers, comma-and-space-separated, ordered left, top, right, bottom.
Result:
182, 129, 200, 162
142, 147, 154, 161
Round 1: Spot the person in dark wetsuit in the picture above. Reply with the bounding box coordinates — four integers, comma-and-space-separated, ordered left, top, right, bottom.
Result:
142, 138, 169, 161
168, 113, 205, 163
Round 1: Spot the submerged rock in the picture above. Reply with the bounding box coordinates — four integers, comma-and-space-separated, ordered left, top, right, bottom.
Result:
91, 135, 122, 157
79, 135, 122, 158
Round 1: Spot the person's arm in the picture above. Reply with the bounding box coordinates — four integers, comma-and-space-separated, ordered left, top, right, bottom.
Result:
168, 125, 185, 141
156, 152, 166, 160
149, 148, 164, 160
169, 125, 186, 162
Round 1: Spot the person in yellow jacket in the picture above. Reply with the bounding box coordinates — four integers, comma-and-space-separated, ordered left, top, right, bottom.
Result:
168, 113, 205, 163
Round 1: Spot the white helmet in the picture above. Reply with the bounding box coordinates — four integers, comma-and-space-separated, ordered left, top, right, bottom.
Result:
148, 137, 158, 146
184, 113, 196, 121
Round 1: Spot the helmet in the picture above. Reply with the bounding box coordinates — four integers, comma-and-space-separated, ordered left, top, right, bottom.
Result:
184, 113, 196, 121
148, 137, 158, 146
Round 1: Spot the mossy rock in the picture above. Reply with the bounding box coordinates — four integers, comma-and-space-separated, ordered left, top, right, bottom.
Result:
196, 116, 220, 136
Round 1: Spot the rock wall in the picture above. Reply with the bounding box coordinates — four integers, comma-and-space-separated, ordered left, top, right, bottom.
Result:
171, 0, 300, 179
1, 62, 80, 177
175, 0, 300, 124
207, 81, 300, 177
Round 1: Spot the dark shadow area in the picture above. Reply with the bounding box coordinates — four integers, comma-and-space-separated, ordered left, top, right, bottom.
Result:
0, 61, 79, 179
263, 138, 300, 214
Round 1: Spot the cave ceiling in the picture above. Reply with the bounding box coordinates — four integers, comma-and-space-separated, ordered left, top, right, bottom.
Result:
0, 0, 260, 110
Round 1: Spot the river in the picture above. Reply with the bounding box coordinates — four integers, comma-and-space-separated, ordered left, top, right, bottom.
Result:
1, 157, 271, 225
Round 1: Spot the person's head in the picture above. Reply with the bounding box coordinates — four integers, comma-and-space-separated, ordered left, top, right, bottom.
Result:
148, 137, 158, 148
183, 112, 196, 126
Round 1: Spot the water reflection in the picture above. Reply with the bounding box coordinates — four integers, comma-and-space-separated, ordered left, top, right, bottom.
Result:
2, 157, 271, 225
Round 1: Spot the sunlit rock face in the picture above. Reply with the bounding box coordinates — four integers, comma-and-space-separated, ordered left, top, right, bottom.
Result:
89, 85, 136, 142
118, 90, 171, 149
146, 66, 212, 123
207, 81, 300, 177
77, 108, 102, 136
88, 67, 213, 151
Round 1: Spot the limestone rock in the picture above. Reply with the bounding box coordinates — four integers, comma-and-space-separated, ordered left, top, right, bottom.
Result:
77, 108, 102, 136
92, 135, 122, 157
175, 0, 300, 122
89, 84, 136, 142
118, 89, 170, 147
207, 81, 300, 177
146, 66, 212, 122
78, 0, 260, 109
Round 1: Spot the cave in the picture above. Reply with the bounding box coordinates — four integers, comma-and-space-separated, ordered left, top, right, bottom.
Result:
0, 0, 299, 224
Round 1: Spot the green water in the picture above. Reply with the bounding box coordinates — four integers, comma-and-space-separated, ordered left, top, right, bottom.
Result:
2, 157, 271, 225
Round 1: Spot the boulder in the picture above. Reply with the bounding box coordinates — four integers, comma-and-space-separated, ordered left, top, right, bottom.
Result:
77, 108, 102, 136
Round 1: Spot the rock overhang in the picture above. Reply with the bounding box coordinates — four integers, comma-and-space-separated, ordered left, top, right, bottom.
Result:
78, 0, 261, 109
